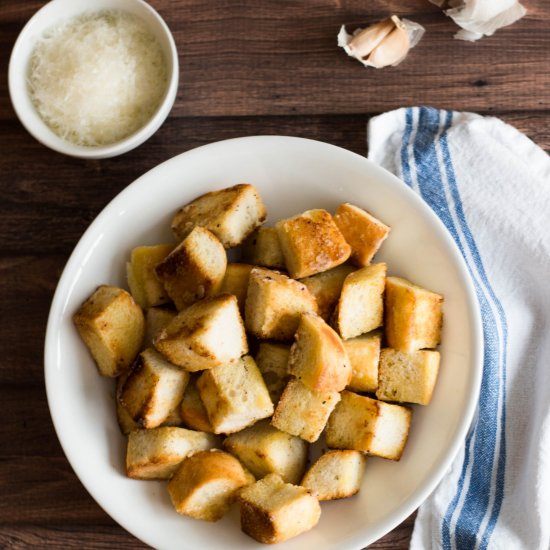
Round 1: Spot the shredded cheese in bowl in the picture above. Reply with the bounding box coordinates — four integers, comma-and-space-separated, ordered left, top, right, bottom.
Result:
28, 10, 168, 147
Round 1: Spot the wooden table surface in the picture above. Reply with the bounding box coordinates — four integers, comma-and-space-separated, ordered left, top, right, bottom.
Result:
1, 1, 548, 548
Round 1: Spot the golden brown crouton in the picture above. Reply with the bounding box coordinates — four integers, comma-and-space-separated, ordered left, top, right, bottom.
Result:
333, 263, 387, 340
325, 391, 412, 460
154, 294, 248, 372
254, 342, 290, 405
120, 348, 189, 429
155, 226, 227, 311
218, 263, 254, 313
384, 276, 443, 353
376, 348, 440, 405
142, 307, 176, 350
242, 227, 286, 269
344, 331, 382, 393
73, 285, 145, 377
126, 244, 174, 309
288, 313, 351, 392
223, 420, 308, 484
115, 371, 140, 435
168, 450, 254, 521
301, 264, 356, 321
179, 375, 214, 433
333, 203, 391, 266
171, 183, 267, 248
271, 378, 341, 443
197, 355, 274, 434
126, 427, 218, 480
276, 209, 351, 279
301, 450, 366, 501
244, 267, 317, 342
239, 473, 321, 544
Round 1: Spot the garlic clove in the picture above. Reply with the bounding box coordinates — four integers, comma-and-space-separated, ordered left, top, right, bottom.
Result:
342, 18, 396, 60
365, 24, 410, 68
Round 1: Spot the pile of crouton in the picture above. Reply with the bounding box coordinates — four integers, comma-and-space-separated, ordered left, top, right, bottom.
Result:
73, 183, 443, 544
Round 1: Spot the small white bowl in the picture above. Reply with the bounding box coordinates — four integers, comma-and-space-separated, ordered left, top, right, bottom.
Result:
8, 0, 179, 159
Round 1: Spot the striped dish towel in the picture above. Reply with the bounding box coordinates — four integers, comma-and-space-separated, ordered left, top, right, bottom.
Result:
368, 107, 550, 550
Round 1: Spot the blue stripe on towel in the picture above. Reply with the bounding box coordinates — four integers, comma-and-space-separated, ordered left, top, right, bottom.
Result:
400, 107, 508, 549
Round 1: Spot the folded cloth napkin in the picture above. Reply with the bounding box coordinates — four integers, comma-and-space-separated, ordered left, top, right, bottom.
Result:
367, 107, 550, 550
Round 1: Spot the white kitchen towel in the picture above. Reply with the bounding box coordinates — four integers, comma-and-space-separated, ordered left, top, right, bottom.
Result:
367, 107, 550, 550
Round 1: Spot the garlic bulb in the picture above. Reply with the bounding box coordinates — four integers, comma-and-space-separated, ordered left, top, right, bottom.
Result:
338, 15, 425, 69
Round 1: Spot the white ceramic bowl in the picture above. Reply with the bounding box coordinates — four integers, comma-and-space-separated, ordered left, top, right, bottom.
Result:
8, 0, 179, 159
44, 136, 482, 549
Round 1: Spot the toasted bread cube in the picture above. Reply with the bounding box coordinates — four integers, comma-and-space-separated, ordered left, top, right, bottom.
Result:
155, 226, 227, 311
334, 203, 390, 266
344, 332, 381, 393
120, 348, 189, 429
271, 378, 341, 443
73, 285, 145, 377
168, 449, 254, 521
254, 342, 290, 404
171, 183, 267, 248
301, 450, 366, 501
333, 263, 387, 340
223, 420, 308, 484
376, 348, 440, 405
288, 313, 351, 392
239, 473, 321, 544
180, 375, 214, 433
142, 307, 176, 349
116, 372, 140, 435
245, 267, 317, 341
126, 427, 218, 480
384, 276, 443, 353
219, 263, 254, 313
242, 227, 286, 269
197, 355, 274, 434
276, 209, 351, 279
301, 265, 356, 321
154, 294, 248, 371
126, 244, 174, 309
325, 391, 412, 460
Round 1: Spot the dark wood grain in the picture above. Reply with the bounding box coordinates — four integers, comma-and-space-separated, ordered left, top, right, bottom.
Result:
1, 0, 549, 548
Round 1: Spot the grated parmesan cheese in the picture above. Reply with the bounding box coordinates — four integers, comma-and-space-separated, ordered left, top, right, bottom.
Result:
28, 10, 168, 147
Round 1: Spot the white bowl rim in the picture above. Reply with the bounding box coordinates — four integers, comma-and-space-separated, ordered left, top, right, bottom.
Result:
8, 0, 179, 159
44, 135, 483, 549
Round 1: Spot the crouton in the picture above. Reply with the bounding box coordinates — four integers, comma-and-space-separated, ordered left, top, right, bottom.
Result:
116, 371, 140, 435
218, 263, 253, 313
154, 294, 248, 372
254, 342, 290, 405
126, 244, 174, 309
325, 391, 412, 460
288, 313, 351, 392
344, 331, 381, 393
271, 378, 341, 443
301, 265, 356, 321
333, 263, 387, 340
168, 450, 254, 521
245, 267, 317, 341
223, 420, 308, 484
334, 203, 390, 266
126, 427, 218, 480
242, 227, 286, 269
197, 355, 274, 434
120, 348, 189, 429
155, 226, 227, 311
171, 183, 267, 248
73, 285, 145, 377
239, 473, 321, 544
384, 276, 443, 353
180, 375, 214, 433
275, 209, 351, 279
301, 450, 366, 501
142, 307, 176, 350
376, 348, 440, 405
